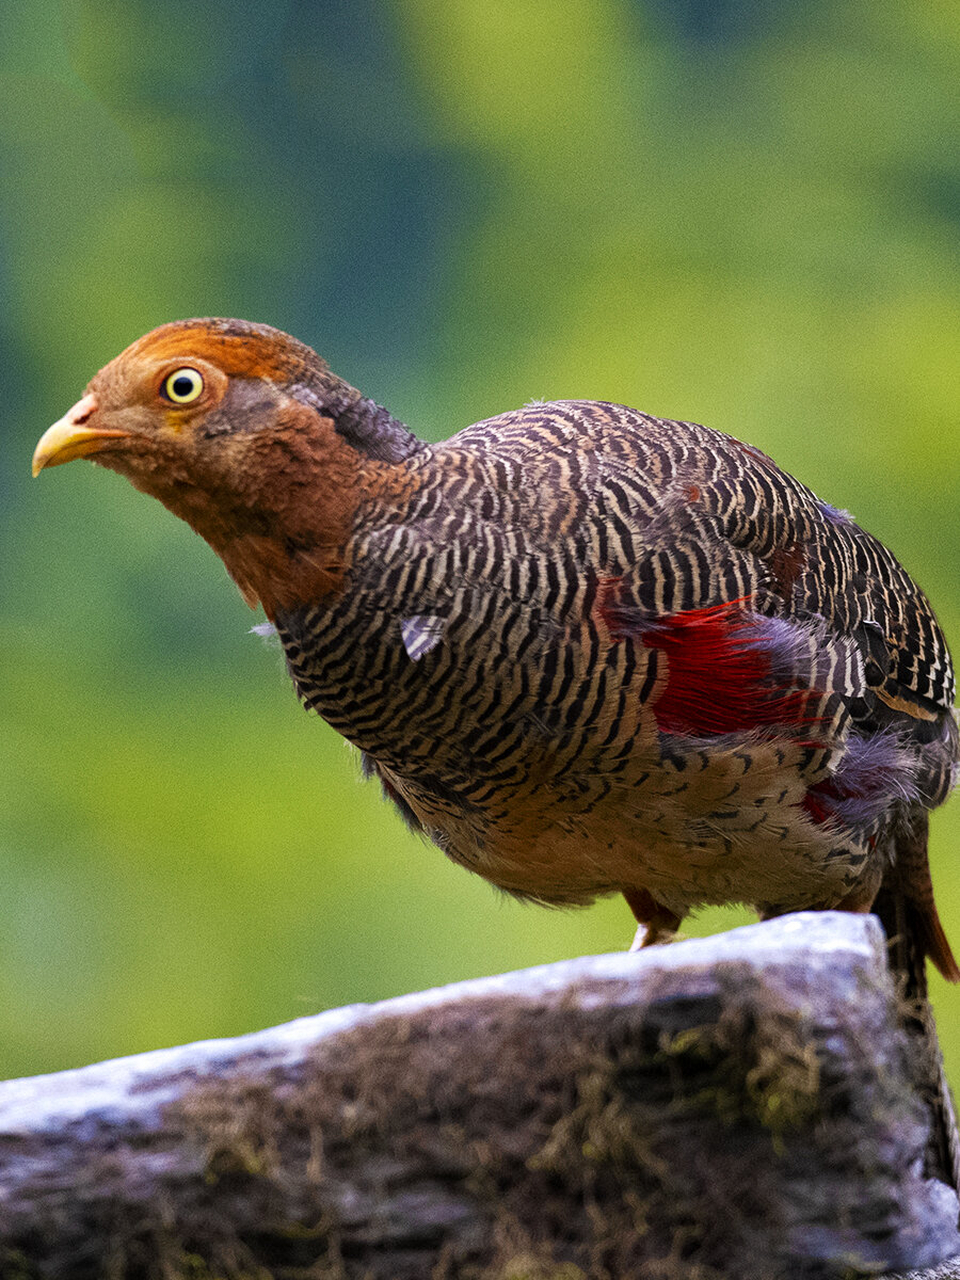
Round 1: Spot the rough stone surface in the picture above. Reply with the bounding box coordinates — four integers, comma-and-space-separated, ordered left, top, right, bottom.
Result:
0, 912, 957, 1279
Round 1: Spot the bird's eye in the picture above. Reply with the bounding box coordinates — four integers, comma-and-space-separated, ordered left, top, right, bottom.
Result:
161, 368, 205, 404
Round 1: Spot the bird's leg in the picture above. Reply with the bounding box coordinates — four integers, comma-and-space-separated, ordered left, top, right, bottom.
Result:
623, 887, 682, 952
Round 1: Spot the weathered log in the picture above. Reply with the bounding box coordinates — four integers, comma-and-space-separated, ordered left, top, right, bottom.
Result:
0, 912, 957, 1279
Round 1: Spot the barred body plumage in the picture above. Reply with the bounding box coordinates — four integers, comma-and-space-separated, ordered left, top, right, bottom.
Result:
32, 316, 958, 979
269, 397, 956, 966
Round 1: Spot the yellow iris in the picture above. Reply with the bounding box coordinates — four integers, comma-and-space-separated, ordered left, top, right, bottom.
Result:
162, 368, 204, 404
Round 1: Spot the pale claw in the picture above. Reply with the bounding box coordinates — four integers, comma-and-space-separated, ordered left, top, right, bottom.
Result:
629, 922, 679, 952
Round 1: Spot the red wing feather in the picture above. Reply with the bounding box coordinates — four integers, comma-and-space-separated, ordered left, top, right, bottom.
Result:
640, 600, 819, 737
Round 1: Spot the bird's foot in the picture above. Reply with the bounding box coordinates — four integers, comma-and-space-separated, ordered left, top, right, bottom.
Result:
623, 887, 683, 953
629, 920, 679, 952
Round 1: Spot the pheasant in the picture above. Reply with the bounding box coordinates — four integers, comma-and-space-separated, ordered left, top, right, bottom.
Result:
33, 320, 959, 1073
32, 317, 958, 963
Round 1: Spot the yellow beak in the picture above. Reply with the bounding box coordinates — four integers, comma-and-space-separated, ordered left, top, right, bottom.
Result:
32, 395, 130, 476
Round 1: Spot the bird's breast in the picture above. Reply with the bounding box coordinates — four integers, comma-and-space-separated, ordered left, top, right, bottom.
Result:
272, 562, 652, 787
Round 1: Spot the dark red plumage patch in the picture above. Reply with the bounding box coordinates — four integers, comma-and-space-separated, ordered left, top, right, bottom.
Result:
768, 539, 806, 599
802, 782, 878, 850
734, 440, 780, 472
801, 784, 834, 826
801, 730, 921, 833
596, 575, 641, 642
641, 600, 819, 737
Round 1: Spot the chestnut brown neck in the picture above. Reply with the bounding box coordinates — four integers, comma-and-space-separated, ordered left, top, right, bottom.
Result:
127, 399, 421, 618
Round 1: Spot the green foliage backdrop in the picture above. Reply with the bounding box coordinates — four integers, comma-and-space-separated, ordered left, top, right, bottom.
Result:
1, 0, 958, 1081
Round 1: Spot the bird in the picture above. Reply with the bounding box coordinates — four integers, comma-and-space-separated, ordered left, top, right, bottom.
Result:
33, 319, 959, 1041
32, 318, 958, 971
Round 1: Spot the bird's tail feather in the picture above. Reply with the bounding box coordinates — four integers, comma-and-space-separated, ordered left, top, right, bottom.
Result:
886, 806, 960, 984
874, 813, 960, 1192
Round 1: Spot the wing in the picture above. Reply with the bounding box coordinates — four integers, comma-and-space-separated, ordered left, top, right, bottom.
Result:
574, 403, 957, 809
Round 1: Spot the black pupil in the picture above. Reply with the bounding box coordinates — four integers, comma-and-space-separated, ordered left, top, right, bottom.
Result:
172, 374, 196, 398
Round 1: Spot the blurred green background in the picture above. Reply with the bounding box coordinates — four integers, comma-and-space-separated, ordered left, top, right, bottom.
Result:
1, 0, 958, 1083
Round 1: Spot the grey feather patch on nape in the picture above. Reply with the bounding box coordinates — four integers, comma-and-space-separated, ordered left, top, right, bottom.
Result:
401, 614, 446, 661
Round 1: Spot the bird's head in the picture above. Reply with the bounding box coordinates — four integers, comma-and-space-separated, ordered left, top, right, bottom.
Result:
33, 318, 415, 615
